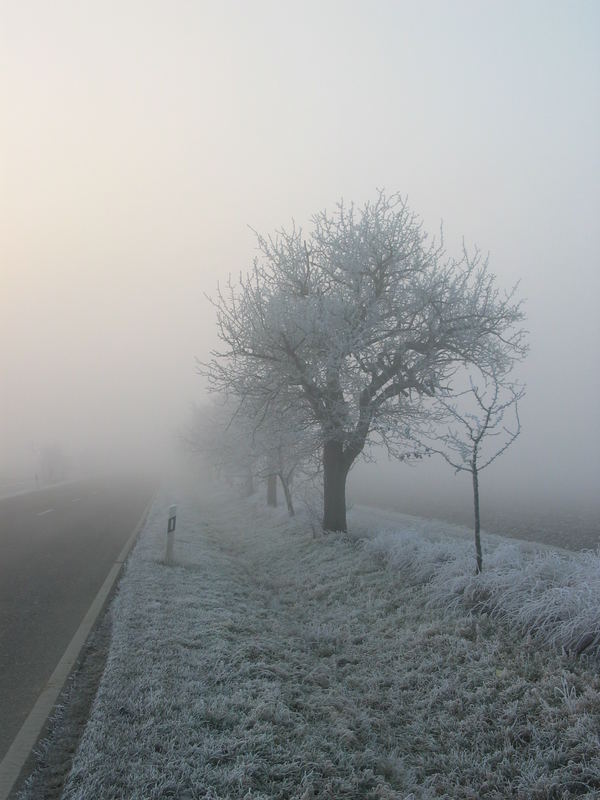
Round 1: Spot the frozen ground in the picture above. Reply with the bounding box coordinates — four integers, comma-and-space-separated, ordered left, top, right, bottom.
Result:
349, 489, 600, 552
48, 483, 599, 799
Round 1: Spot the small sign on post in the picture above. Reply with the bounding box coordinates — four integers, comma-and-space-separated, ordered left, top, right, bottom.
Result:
168, 505, 177, 532
166, 504, 177, 564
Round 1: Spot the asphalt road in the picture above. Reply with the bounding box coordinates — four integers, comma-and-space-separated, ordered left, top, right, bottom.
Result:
0, 477, 155, 761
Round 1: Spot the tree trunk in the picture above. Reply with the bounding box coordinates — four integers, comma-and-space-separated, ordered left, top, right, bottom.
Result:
243, 469, 254, 498
323, 440, 348, 532
279, 474, 295, 517
472, 465, 482, 573
267, 474, 277, 507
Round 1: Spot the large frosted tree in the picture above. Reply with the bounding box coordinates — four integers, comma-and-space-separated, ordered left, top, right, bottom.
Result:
203, 191, 527, 531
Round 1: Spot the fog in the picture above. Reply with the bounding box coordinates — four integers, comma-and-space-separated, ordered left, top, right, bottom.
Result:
2, 2, 599, 515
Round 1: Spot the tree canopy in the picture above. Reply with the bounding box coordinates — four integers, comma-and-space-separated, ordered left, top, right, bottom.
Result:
202, 191, 527, 531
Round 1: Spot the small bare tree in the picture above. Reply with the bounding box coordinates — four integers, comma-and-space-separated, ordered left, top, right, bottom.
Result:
416, 369, 524, 572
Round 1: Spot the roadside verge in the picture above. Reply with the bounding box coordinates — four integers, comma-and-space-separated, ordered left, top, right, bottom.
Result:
0, 491, 156, 800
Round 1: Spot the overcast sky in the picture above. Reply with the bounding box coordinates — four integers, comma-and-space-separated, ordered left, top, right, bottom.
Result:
1, 1, 599, 504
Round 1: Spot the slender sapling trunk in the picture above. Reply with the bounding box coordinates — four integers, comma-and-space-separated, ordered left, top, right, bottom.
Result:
243, 469, 254, 498
267, 473, 277, 507
472, 462, 482, 573
279, 474, 295, 517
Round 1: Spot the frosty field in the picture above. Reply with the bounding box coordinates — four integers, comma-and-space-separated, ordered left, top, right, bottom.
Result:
50, 484, 599, 800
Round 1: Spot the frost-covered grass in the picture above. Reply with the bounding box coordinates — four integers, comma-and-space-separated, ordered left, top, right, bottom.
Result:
60, 485, 600, 799
363, 525, 600, 659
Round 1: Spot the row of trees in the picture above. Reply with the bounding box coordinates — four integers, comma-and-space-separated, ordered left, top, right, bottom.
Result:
185, 395, 319, 517
192, 191, 527, 569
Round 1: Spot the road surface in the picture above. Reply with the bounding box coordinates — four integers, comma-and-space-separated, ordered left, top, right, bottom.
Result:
0, 477, 154, 761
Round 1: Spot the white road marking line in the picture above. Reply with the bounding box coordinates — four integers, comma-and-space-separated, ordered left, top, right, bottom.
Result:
0, 492, 156, 800
37, 509, 54, 516
71, 498, 80, 503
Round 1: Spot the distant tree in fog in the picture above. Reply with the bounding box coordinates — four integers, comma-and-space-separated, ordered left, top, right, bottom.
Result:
415, 368, 524, 573
183, 395, 318, 516
183, 401, 255, 495
229, 392, 319, 515
39, 444, 69, 484
201, 190, 527, 532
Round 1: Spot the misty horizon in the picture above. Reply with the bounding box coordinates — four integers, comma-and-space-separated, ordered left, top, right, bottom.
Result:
2, 1, 599, 521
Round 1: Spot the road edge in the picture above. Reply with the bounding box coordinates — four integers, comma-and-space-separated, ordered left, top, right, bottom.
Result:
0, 491, 156, 800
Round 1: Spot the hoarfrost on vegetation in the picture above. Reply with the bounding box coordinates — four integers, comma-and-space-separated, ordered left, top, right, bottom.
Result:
59, 484, 600, 800
364, 527, 600, 658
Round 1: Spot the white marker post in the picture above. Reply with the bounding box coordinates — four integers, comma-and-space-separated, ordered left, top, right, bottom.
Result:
166, 504, 177, 564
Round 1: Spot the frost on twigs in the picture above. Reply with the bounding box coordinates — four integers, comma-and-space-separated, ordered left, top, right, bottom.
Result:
412, 367, 525, 572
199, 191, 527, 531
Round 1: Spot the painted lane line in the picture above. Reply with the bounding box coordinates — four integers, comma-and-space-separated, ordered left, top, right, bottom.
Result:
71, 498, 80, 503
37, 509, 54, 516
0, 491, 156, 800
